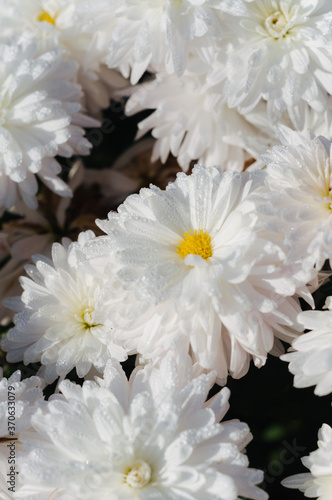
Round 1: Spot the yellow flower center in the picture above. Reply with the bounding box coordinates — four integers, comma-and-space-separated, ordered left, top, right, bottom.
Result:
265, 10, 290, 38
176, 229, 213, 260
124, 461, 152, 489
37, 11, 56, 24
75, 307, 101, 330
328, 186, 332, 211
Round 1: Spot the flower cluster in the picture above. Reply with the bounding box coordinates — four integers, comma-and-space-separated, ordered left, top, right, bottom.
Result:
86, 163, 308, 384
122, 0, 332, 168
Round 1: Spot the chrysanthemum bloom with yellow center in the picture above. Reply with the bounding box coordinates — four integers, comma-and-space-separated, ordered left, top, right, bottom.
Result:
88, 165, 310, 383
16, 354, 268, 500
209, 0, 332, 122
1, 231, 127, 384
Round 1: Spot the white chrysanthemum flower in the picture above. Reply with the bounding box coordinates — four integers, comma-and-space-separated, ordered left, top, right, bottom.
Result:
261, 127, 332, 272
87, 165, 310, 384
211, 0, 332, 118
1, 231, 127, 384
0, 0, 124, 115
81, 0, 228, 84
282, 423, 332, 500
281, 296, 332, 396
0, 33, 98, 210
16, 354, 267, 500
126, 73, 262, 171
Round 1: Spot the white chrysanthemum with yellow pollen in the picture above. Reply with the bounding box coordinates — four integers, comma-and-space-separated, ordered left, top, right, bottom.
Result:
89, 165, 310, 384
16, 354, 268, 500
211, 0, 332, 118
261, 127, 332, 272
282, 296, 332, 396
282, 423, 332, 500
0, 33, 98, 210
1, 231, 127, 384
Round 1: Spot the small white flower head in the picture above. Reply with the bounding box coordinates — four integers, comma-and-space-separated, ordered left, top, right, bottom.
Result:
89, 165, 308, 384
0, 369, 44, 439
0, 0, 122, 115
282, 296, 332, 396
16, 353, 267, 500
212, 0, 332, 118
1, 231, 127, 384
126, 73, 262, 171
261, 126, 332, 272
0, 33, 98, 211
282, 423, 332, 500
92, 0, 227, 83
